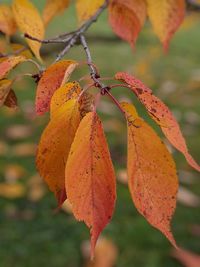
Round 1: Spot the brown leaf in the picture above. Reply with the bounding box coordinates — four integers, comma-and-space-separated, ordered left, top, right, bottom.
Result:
4, 89, 18, 109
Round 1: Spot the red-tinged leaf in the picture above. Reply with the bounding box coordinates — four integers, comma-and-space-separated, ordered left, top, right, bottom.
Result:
4, 89, 18, 109
35, 60, 77, 115
0, 79, 12, 107
109, 0, 147, 48
12, 0, 45, 61
121, 102, 178, 247
115, 72, 200, 172
76, 0, 105, 24
0, 4, 17, 35
65, 112, 116, 258
146, 0, 185, 51
43, 0, 70, 26
0, 55, 26, 79
36, 99, 80, 206
50, 81, 81, 119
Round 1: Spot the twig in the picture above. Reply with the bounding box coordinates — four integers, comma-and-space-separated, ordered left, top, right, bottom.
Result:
80, 34, 125, 114
24, 33, 72, 44
24, 0, 108, 63
55, 1, 108, 61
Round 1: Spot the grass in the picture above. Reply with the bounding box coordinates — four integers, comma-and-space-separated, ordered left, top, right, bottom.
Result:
0, 1, 200, 266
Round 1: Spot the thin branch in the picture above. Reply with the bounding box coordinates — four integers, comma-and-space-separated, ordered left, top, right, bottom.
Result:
55, 1, 108, 61
80, 34, 125, 114
80, 35, 107, 91
24, 33, 71, 44
24, 0, 108, 63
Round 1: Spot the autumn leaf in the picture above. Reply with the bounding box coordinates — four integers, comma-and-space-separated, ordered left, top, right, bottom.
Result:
35, 60, 77, 115
121, 102, 178, 248
65, 111, 116, 258
115, 72, 200, 172
0, 79, 13, 107
43, 0, 70, 26
12, 0, 45, 61
4, 89, 18, 109
0, 4, 17, 35
146, 0, 185, 51
0, 55, 26, 79
109, 0, 147, 48
36, 99, 80, 206
50, 81, 81, 119
76, 0, 105, 24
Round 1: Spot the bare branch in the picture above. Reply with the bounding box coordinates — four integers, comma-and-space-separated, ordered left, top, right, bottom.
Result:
24, 0, 108, 63
80, 34, 125, 114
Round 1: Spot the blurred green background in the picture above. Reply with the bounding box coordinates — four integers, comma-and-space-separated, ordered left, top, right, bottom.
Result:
0, 1, 200, 267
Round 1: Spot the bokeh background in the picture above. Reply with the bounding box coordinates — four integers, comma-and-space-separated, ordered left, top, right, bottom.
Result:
0, 1, 200, 266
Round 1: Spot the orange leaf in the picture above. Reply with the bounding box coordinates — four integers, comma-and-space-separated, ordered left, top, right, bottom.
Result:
146, 0, 185, 51
0, 4, 17, 35
121, 102, 178, 247
50, 81, 81, 119
115, 72, 200, 172
36, 99, 80, 206
109, 0, 146, 48
35, 60, 77, 115
65, 111, 116, 258
76, 0, 105, 24
43, 0, 70, 26
0, 55, 26, 79
12, 0, 45, 61
0, 79, 12, 107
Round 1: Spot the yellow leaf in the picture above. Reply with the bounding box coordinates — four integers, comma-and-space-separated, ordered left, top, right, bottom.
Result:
0, 4, 17, 35
12, 0, 45, 61
50, 81, 81, 119
43, 0, 70, 26
36, 99, 80, 206
76, 0, 105, 24
147, 0, 185, 50
122, 102, 178, 248
65, 111, 116, 258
